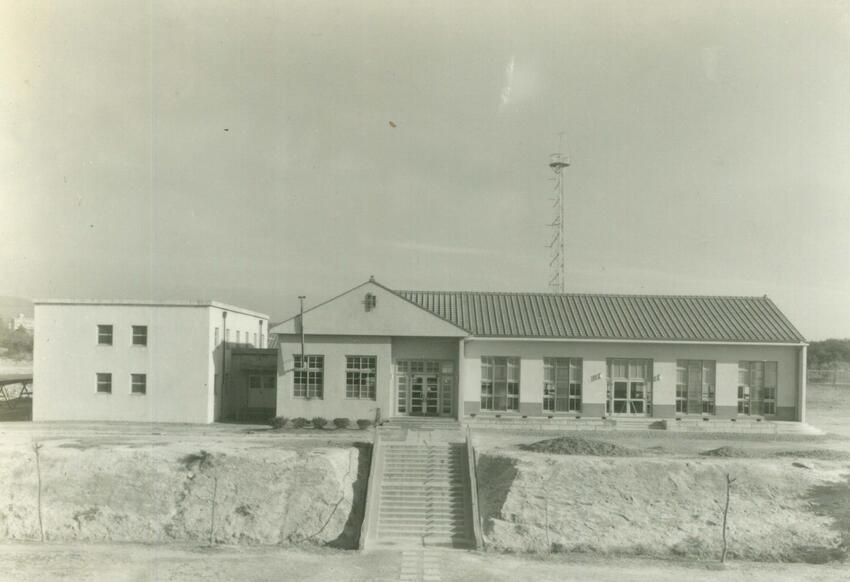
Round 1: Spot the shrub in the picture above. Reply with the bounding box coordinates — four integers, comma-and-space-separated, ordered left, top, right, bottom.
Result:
332, 417, 351, 429
311, 416, 328, 429
291, 417, 309, 429
269, 416, 287, 429
356, 419, 372, 430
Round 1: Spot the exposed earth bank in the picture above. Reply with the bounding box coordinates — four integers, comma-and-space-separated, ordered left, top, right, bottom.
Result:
0, 440, 368, 547
477, 449, 850, 562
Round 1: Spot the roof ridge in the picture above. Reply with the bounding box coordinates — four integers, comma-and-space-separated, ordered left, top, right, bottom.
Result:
396, 290, 771, 300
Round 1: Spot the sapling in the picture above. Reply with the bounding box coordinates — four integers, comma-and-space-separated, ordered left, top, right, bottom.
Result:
721, 473, 737, 563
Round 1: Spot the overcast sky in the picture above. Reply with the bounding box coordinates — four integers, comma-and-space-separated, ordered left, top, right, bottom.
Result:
2, 1, 849, 339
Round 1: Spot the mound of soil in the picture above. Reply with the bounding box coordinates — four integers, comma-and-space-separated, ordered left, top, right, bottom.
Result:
700, 446, 750, 457
0, 441, 369, 548
519, 436, 636, 457
477, 450, 848, 562
774, 449, 850, 461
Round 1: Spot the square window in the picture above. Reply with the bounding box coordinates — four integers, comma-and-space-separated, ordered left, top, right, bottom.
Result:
132, 325, 147, 346
131, 373, 146, 394
96, 373, 112, 393
97, 325, 113, 345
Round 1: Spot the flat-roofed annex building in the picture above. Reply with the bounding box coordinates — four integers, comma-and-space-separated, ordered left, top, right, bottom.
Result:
33, 299, 269, 423
271, 278, 808, 424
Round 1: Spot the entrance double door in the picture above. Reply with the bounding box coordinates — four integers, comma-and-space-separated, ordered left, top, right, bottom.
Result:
395, 360, 453, 417
409, 374, 440, 416
607, 358, 653, 416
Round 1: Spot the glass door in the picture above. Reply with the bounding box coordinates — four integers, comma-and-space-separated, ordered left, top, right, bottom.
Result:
424, 375, 439, 415
410, 375, 425, 415
395, 361, 454, 417
607, 359, 652, 416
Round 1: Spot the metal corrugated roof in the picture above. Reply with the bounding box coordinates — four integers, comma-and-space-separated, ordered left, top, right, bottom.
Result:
395, 291, 806, 343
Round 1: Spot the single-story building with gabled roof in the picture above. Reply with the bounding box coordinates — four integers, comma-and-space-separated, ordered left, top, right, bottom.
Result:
270, 278, 808, 425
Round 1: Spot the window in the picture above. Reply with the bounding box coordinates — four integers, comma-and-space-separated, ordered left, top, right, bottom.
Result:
236, 330, 241, 343
346, 356, 377, 399
676, 360, 715, 415
249, 375, 275, 390
131, 373, 146, 394
214, 327, 220, 346
97, 325, 113, 345
293, 355, 323, 399
481, 357, 520, 411
96, 373, 112, 393
132, 325, 147, 346
739, 361, 777, 415
543, 358, 582, 412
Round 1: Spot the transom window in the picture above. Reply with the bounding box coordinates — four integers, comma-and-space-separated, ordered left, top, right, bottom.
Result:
675, 360, 716, 415
543, 358, 582, 412
132, 325, 147, 346
131, 373, 146, 394
738, 361, 777, 415
346, 356, 377, 399
293, 355, 324, 399
97, 325, 113, 345
481, 357, 520, 412
96, 372, 112, 393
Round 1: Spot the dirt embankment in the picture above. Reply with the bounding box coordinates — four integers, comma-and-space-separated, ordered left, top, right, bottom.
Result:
0, 441, 369, 548
477, 450, 850, 562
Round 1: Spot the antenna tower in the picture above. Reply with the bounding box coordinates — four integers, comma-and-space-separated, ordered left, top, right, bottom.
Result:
547, 147, 570, 293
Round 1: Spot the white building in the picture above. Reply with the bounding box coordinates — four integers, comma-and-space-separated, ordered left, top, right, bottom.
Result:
271, 279, 808, 425
33, 300, 268, 423
8, 313, 34, 333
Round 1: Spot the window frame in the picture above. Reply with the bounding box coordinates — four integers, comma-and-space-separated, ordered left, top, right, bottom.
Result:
96, 372, 112, 394
130, 373, 146, 395
345, 355, 377, 400
132, 325, 148, 346
480, 356, 520, 412
293, 354, 324, 399
675, 360, 716, 415
543, 357, 582, 413
97, 324, 113, 346
738, 360, 778, 416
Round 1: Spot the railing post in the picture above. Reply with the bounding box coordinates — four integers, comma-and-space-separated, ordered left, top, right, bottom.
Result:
465, 425, 484, 550
358, 423, 381, 551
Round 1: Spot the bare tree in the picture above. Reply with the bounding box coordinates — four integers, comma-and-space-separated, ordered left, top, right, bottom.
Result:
721, 474, 737, 563
32, 441, 44, 542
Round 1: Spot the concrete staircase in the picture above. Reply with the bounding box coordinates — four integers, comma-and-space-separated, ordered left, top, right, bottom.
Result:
361, 419, 478, 550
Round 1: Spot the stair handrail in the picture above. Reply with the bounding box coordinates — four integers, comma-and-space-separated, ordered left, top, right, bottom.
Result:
465, 424, 484, 550
358, 423, 382, 550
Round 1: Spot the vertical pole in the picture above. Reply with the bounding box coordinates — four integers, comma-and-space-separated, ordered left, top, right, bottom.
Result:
221, 311, 227, 421
298, 296, 306, 369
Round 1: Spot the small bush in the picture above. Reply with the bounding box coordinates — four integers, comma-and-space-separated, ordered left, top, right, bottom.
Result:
356, 419, 372, 430
311, 416, 328, 429
269, 416, 288, 429
291, 417, 309, 429
180, 450, 214, 471
332, 417, 351, 429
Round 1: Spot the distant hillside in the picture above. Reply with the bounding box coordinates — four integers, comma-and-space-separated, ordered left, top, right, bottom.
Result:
808, 338, 850, 369
0, 296, 33, 321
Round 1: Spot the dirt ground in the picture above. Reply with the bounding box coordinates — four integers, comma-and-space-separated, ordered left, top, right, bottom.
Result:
0, 422, 373, 548
0, 542, 848, 582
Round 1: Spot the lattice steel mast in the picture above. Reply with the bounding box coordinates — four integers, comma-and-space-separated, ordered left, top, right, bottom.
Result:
547, 151, 570, 293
